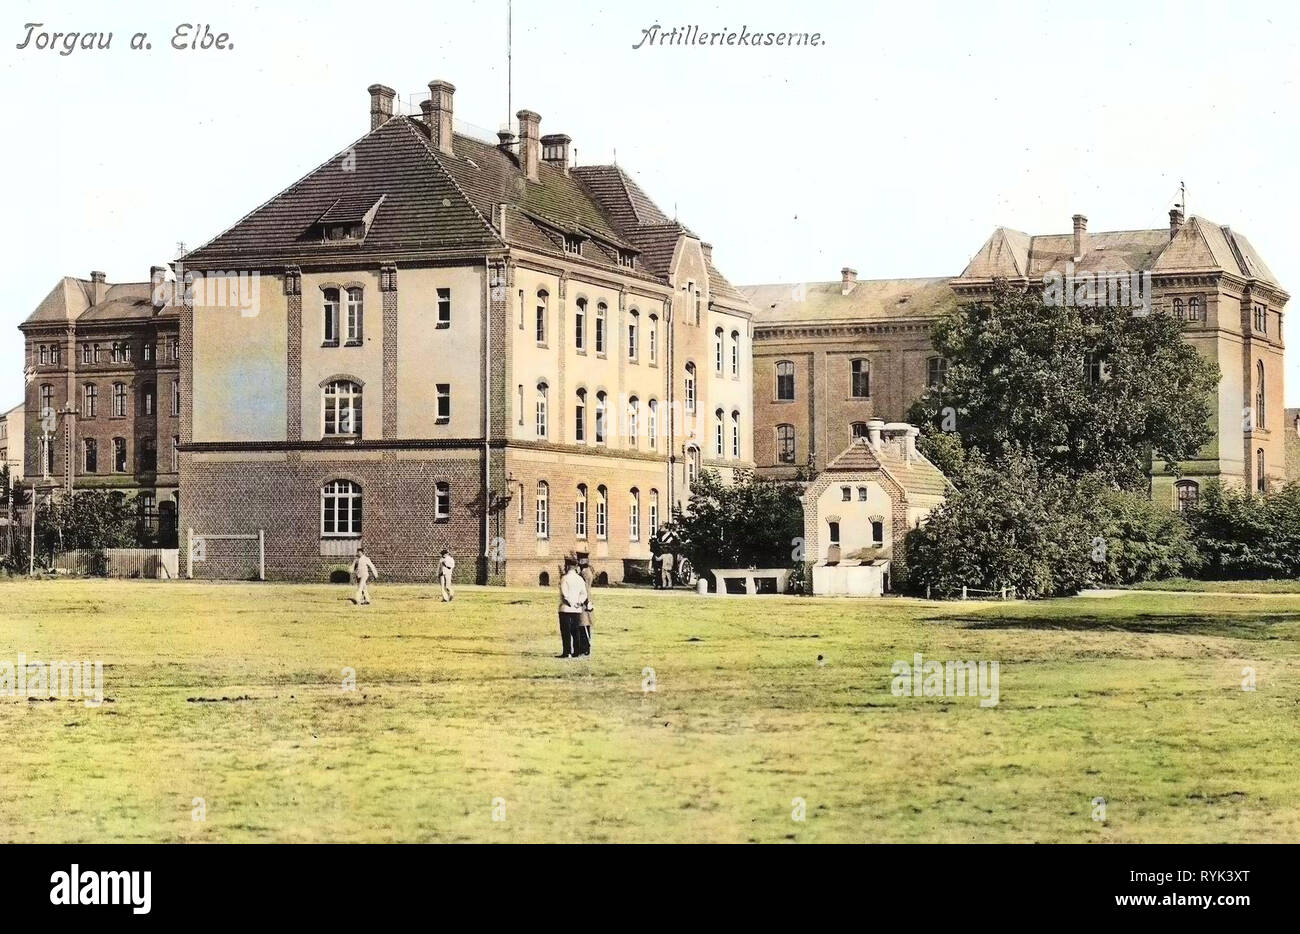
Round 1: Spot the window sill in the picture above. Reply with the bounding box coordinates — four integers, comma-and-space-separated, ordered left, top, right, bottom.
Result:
343, 340, 363, 348
772, 399, 796, 404
436, 322, 450, 330
436, 418, 450, 426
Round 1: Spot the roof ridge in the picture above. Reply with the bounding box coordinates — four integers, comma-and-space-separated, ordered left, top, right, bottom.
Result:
184, 121, 409, 265
397, 117, 504, 250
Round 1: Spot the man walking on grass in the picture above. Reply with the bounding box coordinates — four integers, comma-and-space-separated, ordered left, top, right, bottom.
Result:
352, 545, 379, 605
557, 558, 589, 658
438, 549, 455, 602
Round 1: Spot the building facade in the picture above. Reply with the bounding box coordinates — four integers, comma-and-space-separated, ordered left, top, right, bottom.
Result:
178, 79, 755, 585
747, 209, 1288, 508
17, 271, 181, 537
1, 402, 22, 481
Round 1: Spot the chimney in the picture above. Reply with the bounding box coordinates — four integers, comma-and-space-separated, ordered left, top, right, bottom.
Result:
701, 242, 713, 264
1072, 214, 1088, 261
367, 84, 395, 131
497, 127, 517, 158
540, 133, 571, 174
1169, 207, 1185, 240
517, 109, 541, 182
426, 80, 455, 156
150, 266, 167, 311
90, 270, 107, 306
841, 267, 858, 296
904, 425, 919, 462
866, 418, 885, 451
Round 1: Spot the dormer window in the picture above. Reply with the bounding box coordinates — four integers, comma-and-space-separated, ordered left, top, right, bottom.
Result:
617, 251, 635, 269
563, 234, 583, 255
315, 194, 385, 244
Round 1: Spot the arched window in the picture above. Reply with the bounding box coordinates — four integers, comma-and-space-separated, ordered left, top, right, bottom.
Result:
647, 399, 659, 450
775, 361, 795, 401
686, 445, 701, 486
595, 303, 607, 355
714, 327, 725, 373
574, 298, 587, 351
871, 520, 885, 547
113, 382, 127, 417
851, 421, 869, 440
535, 381, 548, 439
628, 309, 639, 360
714, 408, 725, 456
927, 357, 948, 388
83, 383, 97, 418
434, 482, 450, 520
535, 290, 548, 345
1187, 296, 1202, 322
39, 383, 54, 416
648, 313, 658, 364
776, 424, 795, 464
629, 487, 641, 542
345, 287, 364, 343
596, 485, 608, 540
1175, 479, 1199, 512
575, 484, 588, 539
1256, 360, 1266, 427
575, 388, 587, 443
83, 438, 97, 473
595, 391, 607, 444
322, 287, 340, 344
730, 330, 740, 376
321, 479, 362, 537
535, 481, 550, 538
1257, 449, 1267, 494
627, 396, 639, 445
731, 410, 740, 458
851, 359, 870, 398
1172, 297, 1184, 320
324, 379, 363, 436
649, 489, 660, 537
684, 363, 697, 413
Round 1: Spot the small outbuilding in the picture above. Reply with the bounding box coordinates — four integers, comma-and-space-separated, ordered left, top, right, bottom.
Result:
801, 420, 948, 596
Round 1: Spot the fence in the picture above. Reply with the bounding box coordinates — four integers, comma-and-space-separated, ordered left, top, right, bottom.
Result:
54, 548, 180, 579
926, 585, 1018, 601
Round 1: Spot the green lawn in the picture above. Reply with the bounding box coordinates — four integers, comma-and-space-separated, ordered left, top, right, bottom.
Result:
1120, 577, 1300, 594
2, 579, 1298, 843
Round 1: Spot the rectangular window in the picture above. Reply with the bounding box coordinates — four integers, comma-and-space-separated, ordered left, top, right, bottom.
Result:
170, 339, 179, 361
345, 288, 363, 343
172, 379, 180, 416
83, 439, 97, 473
629, 492, 640, 542
437, 288, 451, 328
144, 343, 153, 362
628, 318, 638, 360
649, 322, 657, 364
81, 344, 92, 365
851, 360, 870, 398
113, 383, 127, 417
776, 362, 795, 401
113, 438, 127, 473
172, 436, 179, 473
595, 312, 606, 355
435, 482, 451, 519
39, 345, 49, 365
83, 384, 97, 418
575, 302, 586, 351
436, 384, 450, 424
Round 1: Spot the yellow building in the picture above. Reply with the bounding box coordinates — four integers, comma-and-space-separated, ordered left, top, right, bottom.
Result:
178, 79, 755, 584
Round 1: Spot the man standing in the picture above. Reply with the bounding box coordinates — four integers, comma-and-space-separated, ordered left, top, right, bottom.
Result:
577, 555, 595, 656
351, 545, 379, 605
660, 549, 674, 590
438, 549, 456, 602
557, 558, 589, 659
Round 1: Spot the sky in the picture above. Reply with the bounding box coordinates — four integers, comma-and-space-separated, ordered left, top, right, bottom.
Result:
3, 0, 1298, 404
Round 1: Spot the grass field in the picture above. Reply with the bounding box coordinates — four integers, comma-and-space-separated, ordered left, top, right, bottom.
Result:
2, 579, 1299, 843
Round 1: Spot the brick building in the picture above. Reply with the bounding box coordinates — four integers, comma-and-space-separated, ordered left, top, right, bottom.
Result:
17, 271, 181, 537
178, 79, 755, 585
746, 208, 1288, 508
1, 401, 22, 481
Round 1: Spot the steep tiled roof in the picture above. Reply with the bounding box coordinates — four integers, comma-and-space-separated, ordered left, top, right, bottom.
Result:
745, 277, 958, 325
823, 437, 949, 498
20, 278, 168, 329
180, 113, 754, 314
960, 216, 1283, 289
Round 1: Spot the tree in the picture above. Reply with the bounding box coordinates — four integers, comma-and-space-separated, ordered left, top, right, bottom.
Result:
677, 470, 804, 579
1182, 480, 1300, 579
36, 490, 138, 562
908, 280, 1219, 490
903, 451, 1100, 598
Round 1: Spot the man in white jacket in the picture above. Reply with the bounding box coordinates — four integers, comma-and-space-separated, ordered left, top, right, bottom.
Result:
557, 559, 589, 658
351, 546, 379, 606
438, 549, 456, 602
